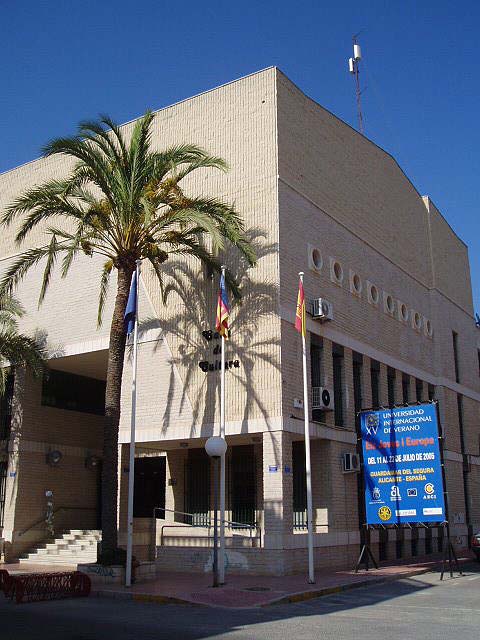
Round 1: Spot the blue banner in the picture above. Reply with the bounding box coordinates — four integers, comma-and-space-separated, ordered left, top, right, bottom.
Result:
360, 403, 446, 525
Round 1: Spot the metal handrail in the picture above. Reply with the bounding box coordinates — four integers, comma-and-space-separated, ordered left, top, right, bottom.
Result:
151, 507, 261, 558
18, 506, 97, 538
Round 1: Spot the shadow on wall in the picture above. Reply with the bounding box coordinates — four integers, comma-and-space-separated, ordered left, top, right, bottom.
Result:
136, 228, 281, 440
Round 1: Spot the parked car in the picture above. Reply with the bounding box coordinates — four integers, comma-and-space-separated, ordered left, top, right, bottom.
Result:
472, 532, 480, 561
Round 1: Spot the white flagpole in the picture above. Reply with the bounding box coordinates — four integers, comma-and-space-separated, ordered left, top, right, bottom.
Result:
126, 260, 141, 587
299, 272, 315, 584
219, 265, 226, 585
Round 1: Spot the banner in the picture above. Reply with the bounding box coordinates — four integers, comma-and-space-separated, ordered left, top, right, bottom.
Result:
360, 403, 446, 525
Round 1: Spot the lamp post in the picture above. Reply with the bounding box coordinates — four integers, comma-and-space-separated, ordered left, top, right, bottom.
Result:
205, 436, 227, 588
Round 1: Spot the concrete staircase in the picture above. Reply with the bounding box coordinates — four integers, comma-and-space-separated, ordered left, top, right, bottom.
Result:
19, 530, 101, 566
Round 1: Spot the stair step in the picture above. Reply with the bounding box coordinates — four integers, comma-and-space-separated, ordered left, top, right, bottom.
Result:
20, 528, 101, 566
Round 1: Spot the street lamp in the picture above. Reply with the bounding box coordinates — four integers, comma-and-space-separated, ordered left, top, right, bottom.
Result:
205, 436, 227, 588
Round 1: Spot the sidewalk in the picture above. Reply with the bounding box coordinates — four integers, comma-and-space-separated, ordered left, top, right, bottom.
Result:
92, 554, 471, 609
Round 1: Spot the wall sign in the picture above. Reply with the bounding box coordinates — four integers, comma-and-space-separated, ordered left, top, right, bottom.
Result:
198, 327, 240, 372
360, 403, 446, 525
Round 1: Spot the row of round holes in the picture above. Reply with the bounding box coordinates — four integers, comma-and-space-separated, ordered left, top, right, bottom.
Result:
311, 247, 432, 336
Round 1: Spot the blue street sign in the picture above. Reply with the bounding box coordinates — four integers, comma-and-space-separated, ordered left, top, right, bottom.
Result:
360, 403, 446, 525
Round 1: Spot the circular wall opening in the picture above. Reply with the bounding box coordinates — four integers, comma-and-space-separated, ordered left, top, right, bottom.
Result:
413, 312, 422, 329
311, 248, 323, 271
352, 273, 362, 293
386, 295, 395, 313
425, 319, 433, 336
333, 261, 343, 282
400, 303, 408, 322
369, 284, 379, 304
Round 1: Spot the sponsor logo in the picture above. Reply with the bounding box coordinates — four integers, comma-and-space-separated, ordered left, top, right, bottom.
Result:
407, 488, 418, 497
366, 413, 380, 436
390, 486, 401, 500
372, 487, 381, 501
423, 507, 443, 516
395, 509, 417, 517
378, 506, 392, 522
424, 483, 435, 495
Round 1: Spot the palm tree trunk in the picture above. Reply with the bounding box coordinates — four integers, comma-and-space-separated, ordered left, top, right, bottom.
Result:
101, 265, 133, 562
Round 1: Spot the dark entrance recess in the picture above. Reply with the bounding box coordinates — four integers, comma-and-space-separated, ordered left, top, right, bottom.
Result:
133, 456, 166, 518
293, 441, 307, 529
229, 445, 256, 526
185, 449, 210, 526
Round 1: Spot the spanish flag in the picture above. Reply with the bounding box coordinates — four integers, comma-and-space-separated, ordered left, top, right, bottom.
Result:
295, 278, 306, 336
216, 272, 230, 339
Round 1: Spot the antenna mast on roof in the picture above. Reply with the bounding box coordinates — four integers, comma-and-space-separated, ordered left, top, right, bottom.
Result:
348, 34, 364, 134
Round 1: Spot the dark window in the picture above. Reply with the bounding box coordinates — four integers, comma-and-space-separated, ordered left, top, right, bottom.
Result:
428, 384, 435, 401
370, 360, 380, 409
292, 441, 307, 529
230, 445, 256, 526
415, 379, 423, 403
452, 331, 460, 383
478, 350, 480, 378
185, 449, 210, 526
332, 343, 344, 427
352, 352, 363, 414
387, 367, 396, 407
0, 460, 7, 528
133, 456, 166, 518
42, 370, 106, 415
310, 335, 324, 423
0, 372, 14, 440
402, 373, 410, 404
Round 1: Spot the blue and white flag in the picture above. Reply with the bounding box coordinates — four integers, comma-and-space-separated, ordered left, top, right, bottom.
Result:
124, 271, 137, 335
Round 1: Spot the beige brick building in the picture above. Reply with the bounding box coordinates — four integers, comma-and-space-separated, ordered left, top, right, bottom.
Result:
1, 67, 479, 575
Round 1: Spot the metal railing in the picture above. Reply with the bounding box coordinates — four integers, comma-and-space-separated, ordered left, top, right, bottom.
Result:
151, 507, 261, 559
18, 506, 97, 539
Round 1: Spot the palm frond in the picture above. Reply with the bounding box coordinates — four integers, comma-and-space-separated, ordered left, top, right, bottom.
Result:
97, 259, 114, 327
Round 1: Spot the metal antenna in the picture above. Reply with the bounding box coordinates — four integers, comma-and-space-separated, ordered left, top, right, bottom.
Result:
348, 34, 364, 134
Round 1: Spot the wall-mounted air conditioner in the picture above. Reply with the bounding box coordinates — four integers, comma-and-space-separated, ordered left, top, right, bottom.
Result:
342, 452, 360, 473
311, 298, 334, 322
311, 387, 334, 411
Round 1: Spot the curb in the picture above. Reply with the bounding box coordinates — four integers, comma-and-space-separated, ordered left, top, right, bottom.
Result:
93, 558, 471, 609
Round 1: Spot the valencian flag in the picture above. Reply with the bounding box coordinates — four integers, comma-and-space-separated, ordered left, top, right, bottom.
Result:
216, 272, 230, 339
124, 271, 137, 335
295, 278, 306, 336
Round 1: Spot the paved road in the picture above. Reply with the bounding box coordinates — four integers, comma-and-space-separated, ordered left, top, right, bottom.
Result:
2, 562, 479, 639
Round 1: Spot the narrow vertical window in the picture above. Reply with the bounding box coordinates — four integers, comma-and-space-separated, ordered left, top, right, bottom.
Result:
352, 352, 363, 414
415, 378, 423, 403
332, 343, 344, 427
452, 331, 460, 383
402, 373, 410, 404
428, 384, 435, 401
387, 367, 396, 407
310, 335, 324, 423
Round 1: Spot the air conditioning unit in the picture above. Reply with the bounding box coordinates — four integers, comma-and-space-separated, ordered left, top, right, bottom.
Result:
311, 387, 334, 411
342, 452, 360, 473
311, 298, 333, 322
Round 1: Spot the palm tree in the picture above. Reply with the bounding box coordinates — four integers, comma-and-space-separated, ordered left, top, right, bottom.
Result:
0, 112, 256, 563
0, 294, 46, 396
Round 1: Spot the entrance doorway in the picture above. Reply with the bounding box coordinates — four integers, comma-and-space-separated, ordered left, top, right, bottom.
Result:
133, 456, 166, 518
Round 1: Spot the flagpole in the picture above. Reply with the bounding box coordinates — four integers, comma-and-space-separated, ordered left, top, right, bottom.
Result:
126, 260, 141, 587
219, 265, 226, 585
299, 272, 315, 584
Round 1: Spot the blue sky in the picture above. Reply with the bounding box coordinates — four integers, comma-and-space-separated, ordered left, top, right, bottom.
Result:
2, 1, 479, 311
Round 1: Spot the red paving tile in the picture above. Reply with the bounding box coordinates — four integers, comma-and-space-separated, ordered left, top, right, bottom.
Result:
91, 554, 472, 609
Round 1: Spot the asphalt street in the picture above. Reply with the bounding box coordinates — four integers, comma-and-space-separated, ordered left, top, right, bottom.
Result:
2, 562, 479, 640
